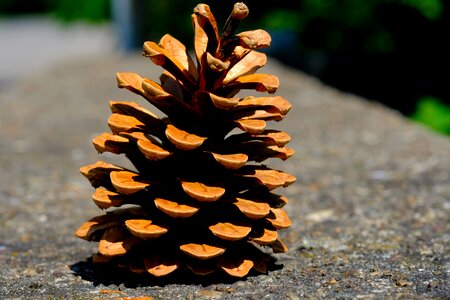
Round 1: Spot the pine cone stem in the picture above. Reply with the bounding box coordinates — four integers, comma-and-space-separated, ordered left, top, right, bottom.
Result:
222, 3, 249, 40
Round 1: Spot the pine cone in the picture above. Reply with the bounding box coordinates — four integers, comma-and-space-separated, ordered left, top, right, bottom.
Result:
76, 2, 295, 278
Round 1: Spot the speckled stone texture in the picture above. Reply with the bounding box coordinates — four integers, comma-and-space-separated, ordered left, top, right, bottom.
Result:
0, 54, 449, 299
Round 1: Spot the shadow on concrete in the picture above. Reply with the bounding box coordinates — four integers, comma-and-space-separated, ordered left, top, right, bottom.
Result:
70, 256, 282, 287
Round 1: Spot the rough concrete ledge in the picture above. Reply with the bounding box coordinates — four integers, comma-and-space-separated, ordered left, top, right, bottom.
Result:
0, 54, 449, 299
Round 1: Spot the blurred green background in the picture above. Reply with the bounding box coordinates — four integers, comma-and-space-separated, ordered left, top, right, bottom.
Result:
1, 0, 449, 136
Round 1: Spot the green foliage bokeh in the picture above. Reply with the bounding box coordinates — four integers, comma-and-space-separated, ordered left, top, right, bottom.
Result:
48, 0, 110, 23
412, 97, 450, 136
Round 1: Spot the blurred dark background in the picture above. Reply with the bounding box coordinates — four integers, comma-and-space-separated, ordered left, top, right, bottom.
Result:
1, 0, 449, 135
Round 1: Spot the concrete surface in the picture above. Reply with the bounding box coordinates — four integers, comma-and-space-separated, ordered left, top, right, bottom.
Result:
0, 17, 449, 297
0, 50, 449, 298
0, 17, 114, 89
